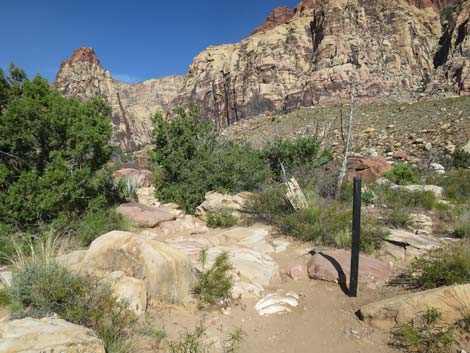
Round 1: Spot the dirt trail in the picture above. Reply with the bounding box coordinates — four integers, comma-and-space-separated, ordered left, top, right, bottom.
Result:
150, 241, 402, 353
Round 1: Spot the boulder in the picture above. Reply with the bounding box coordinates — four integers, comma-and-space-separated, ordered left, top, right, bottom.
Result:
359, 284, 470, 331
105, 271, 147, 315
0, 317, 106, 353
409, 213, 433, 235
348, 157, 393, 182
57, 250, 87, 271
220, 227, 275, 253
463, 140, 470, 154
198, 246, 279, 297
386, 229, 441, 251
195, 191, 254, 220
136, 186, 159, 207
116, 202, 176, 228
79, 231, 196, 304
307, 249, 391, 289
0, 271, 12, 288
391, 184, 444, 199
112, 168, 153, 187
159, 215, 208, 236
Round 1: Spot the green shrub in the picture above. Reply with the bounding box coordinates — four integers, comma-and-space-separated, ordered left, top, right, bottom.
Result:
384, 209, 412, 228
429, 169, 470, 203
192, 250, 233, 309
406, 240, 470, 289
454, 208, 470, 238
262, 136, 332, 180
151, 107, 271, 213
76, 207, 128, 246
163, 322, 244, 353
361, 190, 375, 206
451, 149, 470, 169
206, 208, 238, 228
391, 308, 455, 353
377, 187, 437, 210
245, 184, 292, 225
116, 177, 138, 202
0, 288, 11, 307
384, 164, 417, 185
0, 66, 118, 231
9, 239, 136, 353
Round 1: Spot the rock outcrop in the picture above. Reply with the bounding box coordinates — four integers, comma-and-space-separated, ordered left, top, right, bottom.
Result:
54, 1, 470, 148
0, 317, 106, 353
54, 47, 183, 149
359, 283, 470, 330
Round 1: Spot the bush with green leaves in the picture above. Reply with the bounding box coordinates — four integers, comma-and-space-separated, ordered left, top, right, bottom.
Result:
451, 148, 470, 169
428, 169, 470, 203
206, 208, 238, 228
384, 164, 417, 185
384, 209, 412, 228
76, 207, 128, 246
262, 136, 332, 181
0, 65, 118, 231
192, 250, 233, 309
375, 186, 437, 211
0, 288, 11, 307
405, 240, 470, 289
9, 240, 136, 353
151, 107, 271, 213
391, 307, 455, 353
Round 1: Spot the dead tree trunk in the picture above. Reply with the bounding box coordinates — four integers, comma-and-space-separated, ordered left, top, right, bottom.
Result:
336, 81, 356, 198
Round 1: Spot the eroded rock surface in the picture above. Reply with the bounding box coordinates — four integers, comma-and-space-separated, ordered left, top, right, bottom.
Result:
0, 317, 106, 353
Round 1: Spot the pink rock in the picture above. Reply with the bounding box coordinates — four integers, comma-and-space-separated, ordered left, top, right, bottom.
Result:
116, 202, 176, 228
113, 168, 153, 187
348, 157, 393, 182
307, 249, 391, 289
286, 264, 308, 281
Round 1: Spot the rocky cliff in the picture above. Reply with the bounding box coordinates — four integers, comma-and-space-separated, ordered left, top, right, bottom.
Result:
54, 48, 183, 149
54, 0, 470, 149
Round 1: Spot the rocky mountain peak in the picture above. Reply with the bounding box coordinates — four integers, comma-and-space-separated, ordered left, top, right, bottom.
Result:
59, 47, 101, 71
251, 6, 295, 35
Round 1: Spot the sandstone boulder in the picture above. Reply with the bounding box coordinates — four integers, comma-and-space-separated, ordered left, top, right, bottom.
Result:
348, 157, 393, 182
391, 184, 444, 199
0, 317, 106, 353
307, 249, 391, 289
105, 271, 147, 315
116, 202, 176, 228
198, 246, 279, 298
79, 231, 195, 304
359, 284, 470, 331
386, 229, 441, 251
112, 168, 153, 187
195, 191, 253, 220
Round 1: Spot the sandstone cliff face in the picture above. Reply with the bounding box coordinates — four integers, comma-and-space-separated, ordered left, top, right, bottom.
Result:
54, 48, 183, 149
175, 0, 444, 127
54, 0, 470, 149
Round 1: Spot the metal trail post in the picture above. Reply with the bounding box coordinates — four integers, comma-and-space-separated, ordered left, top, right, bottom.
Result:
349, 176, 362, 297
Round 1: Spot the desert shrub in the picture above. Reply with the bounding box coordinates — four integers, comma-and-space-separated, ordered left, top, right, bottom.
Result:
262, 136, 332, 180
454, 207, 470, 238
245, 184, 292, 224
405, 240, 470, 289
163, 322, 244, 353
206, 208, 238, 228
0, 66, 118, 231
361, 190, 375, 206
192, 250, 233, 309
451, 148, 470, 169
116, 176, 138, 202
76, 207, 128, 246
377, 187, 437, 210
391, 307, 455, 353
151, 107, 271, 213
384, 164, 417, 185
9, 238, 136, 352
384, 209, 412, 228
429, 169, 470, 203
0, 288, 11, 307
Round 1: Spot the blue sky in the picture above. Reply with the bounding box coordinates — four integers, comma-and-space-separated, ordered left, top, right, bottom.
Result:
1, 0, 300, 82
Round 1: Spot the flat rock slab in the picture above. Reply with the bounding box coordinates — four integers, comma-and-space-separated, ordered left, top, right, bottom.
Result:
391, 184, 444, 198
116, 202, 176, 228
359, 284, 470, 331
387, 229, 441, 251
307, 249, 391, 289
255, 292, 299, 316
0, 317, 106, 353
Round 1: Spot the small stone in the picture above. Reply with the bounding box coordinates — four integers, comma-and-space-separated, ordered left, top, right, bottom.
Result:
424, 142, 432, 151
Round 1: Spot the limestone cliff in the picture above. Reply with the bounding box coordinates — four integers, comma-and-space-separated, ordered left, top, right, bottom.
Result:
54, 48, 183, 149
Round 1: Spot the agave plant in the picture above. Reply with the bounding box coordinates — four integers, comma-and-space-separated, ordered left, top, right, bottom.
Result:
117, 176, 138, 202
